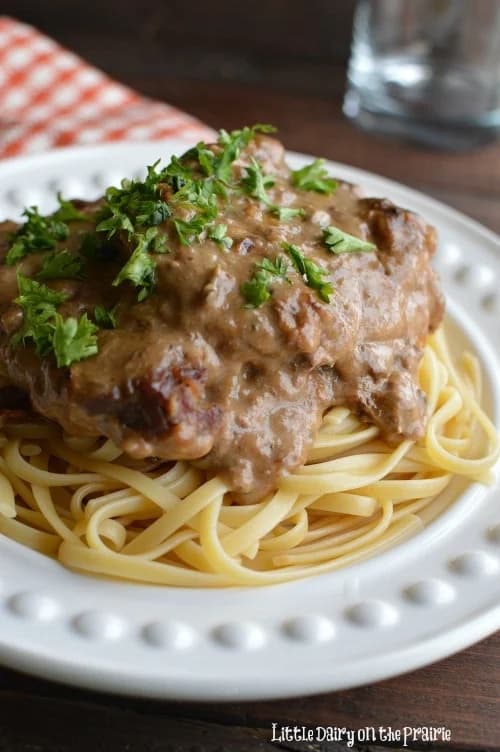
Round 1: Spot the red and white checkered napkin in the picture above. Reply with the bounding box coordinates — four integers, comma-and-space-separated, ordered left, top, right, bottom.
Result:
0, 17, 215, 159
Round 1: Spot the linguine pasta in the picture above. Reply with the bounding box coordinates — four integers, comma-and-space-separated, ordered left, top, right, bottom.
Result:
0, 326, 498, 587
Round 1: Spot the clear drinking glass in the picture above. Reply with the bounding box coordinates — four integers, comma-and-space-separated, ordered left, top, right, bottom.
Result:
344, 0, 500, 149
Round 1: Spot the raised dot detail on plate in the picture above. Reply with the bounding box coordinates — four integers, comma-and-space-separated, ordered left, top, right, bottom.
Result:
448, 551, 499, 577
439, 242, 462, 265
3, 187, 40, 210
282, 615, 335, 643
7, 592, 59, 622
486, 523, 500, 544
345, 600, 398, 628
473, 265, 495, 287
141, 621, 195, 650
453, 265, 470, 284
71, 610, 125, 640
211, 622, 265, 650
46, 177, 83, 199
481, 293, 497, 312
404, 579, 455, 606
91, 172, 121, 190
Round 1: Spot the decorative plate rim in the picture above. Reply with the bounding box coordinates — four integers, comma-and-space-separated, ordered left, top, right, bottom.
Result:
0, 139, 498, 701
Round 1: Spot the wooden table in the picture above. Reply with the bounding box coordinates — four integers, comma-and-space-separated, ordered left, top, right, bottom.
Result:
1, 77, 499, 752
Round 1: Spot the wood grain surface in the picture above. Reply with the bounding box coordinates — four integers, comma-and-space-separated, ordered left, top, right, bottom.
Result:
0, 5, 500, 747
0, 632, 499, 751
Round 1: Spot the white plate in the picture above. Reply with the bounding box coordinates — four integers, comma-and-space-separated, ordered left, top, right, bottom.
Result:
0, 139, 499, 701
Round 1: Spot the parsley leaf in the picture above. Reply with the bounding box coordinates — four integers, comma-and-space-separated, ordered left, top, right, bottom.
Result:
6, 206, 69, 266
96, 161, 170, 239
112, 228, 157, 301
258, 256, 289, 279
173, 124, 276, 188
95, 204, 134, 237
162, 155, 194, 192
241, 270, 272, 308
53, 194, 88, 223
94, 162, 173, 297
322, 226, 376, 254
171, 175, 218, 209
291, 159, 337, 194
37, 250, 85, 281
242, 159, 306, 221
184, 142, 218, 178
216, 124, 276, 183
208, 223, 233, 250
271, 206, 305, 221
171, 178, 219, 245
11, 303, 57, 357
52, 313, 98, 368
241, 255, 289, 308
165, 125, 276, 247
11, 275, 68, 357
173, 216, 207, 246
241, 159, 275, 205
12, 276, 100, 367
14, 274, 68, 309
283, 243, 333, 302
149, 231, 169, 254
94, 305, 117, 329
135, 200, 170, 227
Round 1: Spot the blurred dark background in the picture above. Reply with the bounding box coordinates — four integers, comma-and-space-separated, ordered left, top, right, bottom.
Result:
3, 0, 357, 96
2, 1, 500, 233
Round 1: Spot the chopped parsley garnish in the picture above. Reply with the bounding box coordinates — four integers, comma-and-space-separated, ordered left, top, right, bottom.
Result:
172, 175, 222, 208
11, 275, 68, 356
258, 256, 289, 278
291, 159, 337, 194
112, 228, 158, 301
191, 142, 219, 178
14, 274, 68, 310
241, 270, 272, 308
11, 275, 99, 367
170, 127, 280, 245
37, 250, 85, 281
271, 206, 305, 221
53, 194, 89, 223
148, 230, 169, 254
170, 175, 219, 246
213, 124, 276, 183
95, 161, 172, 296
96, 204, 134, 237
241, 255, 289, 308
93, 305, 117, 329
179, 125, 275, 184
52, 313, 98, 368
241, 158, 276, 204
283, 243, 333, 303
172, 216, 206, 246
322, 226, 376, 254
6, 206, 69, 266
208, 223, 233, 250
242, 159, 304, 221
162, 155, 193, 192
96, 161, 171, 239
8, 123, 349, 368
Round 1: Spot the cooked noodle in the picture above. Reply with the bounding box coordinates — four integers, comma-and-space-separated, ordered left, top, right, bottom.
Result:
0, 326, 498, 587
